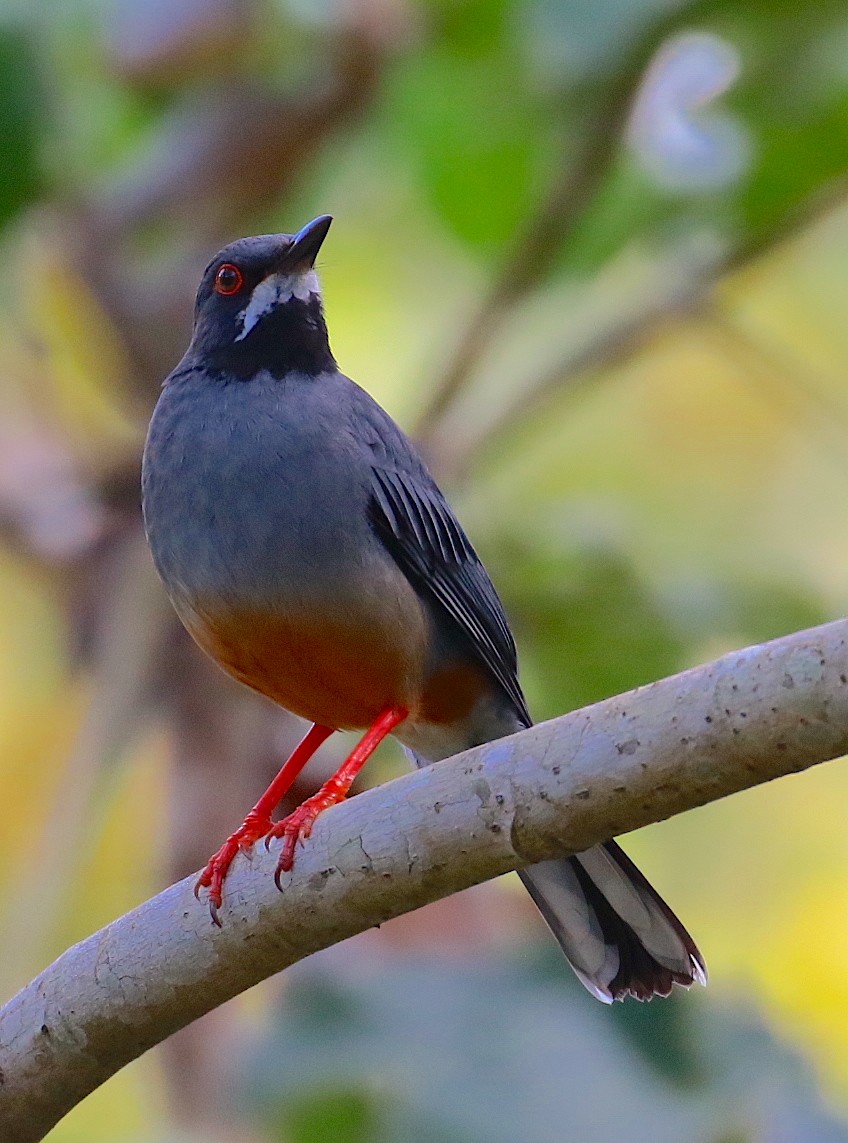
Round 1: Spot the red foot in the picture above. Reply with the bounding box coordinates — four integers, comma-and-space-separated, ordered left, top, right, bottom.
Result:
267, 705, 408, 887
267, 784, 346, 887
194, 721, 335, 924
196, 707, 407, 920
194, 809, 272, 926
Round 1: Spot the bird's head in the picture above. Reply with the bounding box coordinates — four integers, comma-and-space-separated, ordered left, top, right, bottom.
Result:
189, 215, 335, 379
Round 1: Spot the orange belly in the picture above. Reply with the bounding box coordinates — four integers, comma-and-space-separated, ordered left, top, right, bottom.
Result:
179, 593, 491, 733
180, 596, 429, 730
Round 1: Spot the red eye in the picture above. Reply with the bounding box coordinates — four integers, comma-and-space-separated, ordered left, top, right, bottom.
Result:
214, 263, 245, 295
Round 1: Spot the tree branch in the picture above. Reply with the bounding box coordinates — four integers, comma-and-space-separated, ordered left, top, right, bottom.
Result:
422, 240, 725, 480
413, 71, 639, 442
427, 183, 848, 480
2, 618, 848, 1141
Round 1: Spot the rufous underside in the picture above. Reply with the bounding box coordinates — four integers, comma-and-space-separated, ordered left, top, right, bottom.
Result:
181, 600, 489, 731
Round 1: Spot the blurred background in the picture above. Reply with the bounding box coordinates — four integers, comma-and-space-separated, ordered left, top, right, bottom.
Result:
2, 0, 848, 1140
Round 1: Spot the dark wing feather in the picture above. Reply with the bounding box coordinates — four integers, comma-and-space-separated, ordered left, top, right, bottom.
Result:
370, 466, 530, 724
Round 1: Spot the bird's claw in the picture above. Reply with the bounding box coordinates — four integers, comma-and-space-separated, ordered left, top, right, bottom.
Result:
271, 822, 310, 891
266, 794, 343, 887
193, 814, 272, 923
194, 792, 346, 914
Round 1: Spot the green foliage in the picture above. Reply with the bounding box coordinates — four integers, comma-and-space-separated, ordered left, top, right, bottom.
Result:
505, 544, 689, 716
242, 955, 848, 1143
383, 3, 552, 253
0, 24, 42, 228
384, 0, 848, 284
270, 1088, 379, 1143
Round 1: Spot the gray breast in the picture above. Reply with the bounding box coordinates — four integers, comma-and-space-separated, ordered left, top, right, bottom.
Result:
142, 369, 377, 612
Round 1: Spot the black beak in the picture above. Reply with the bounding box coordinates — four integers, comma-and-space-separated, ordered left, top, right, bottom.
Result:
279, 215, 333, 271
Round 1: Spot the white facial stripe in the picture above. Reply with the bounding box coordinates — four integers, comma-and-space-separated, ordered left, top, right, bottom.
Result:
234, 270, 320, 342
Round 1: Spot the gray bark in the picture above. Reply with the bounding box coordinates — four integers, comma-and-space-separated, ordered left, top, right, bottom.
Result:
1, 618, 847, 1142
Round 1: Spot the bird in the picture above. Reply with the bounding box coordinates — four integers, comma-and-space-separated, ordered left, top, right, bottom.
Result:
142, 214, 706, 1002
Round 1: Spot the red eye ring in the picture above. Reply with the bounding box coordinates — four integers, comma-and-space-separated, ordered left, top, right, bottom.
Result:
214, 263, 245, 296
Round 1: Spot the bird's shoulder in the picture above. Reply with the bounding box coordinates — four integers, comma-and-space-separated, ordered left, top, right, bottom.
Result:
335, 373, 430, 477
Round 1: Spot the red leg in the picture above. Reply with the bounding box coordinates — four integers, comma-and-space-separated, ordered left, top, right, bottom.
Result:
195, 721, 334, 924
268, 706, 408, 886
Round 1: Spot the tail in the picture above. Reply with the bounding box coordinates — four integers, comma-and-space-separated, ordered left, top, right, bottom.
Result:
402, 744, 704, 1002
519, 841, 706, 1002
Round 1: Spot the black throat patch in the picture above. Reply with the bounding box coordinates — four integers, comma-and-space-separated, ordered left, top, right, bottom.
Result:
208, 294, 336, 380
